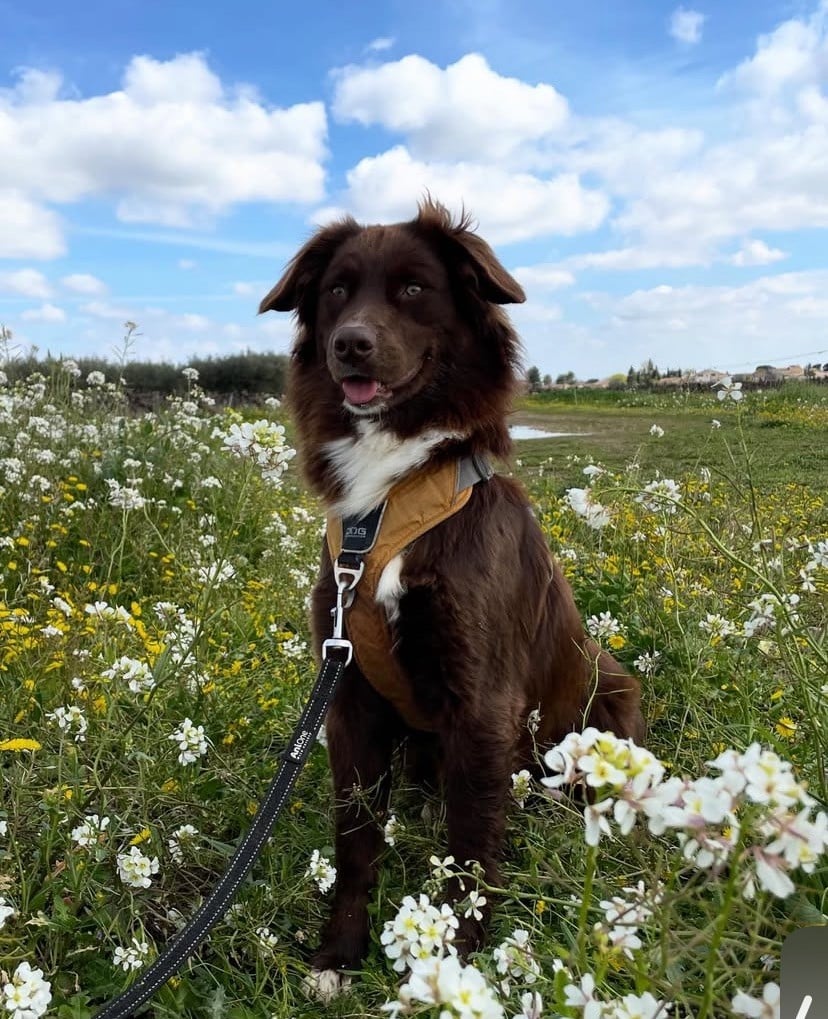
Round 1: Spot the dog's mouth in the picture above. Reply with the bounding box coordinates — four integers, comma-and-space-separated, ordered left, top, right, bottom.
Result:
340, 362, 424, 411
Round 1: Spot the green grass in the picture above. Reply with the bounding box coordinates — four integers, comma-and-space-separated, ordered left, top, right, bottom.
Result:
0, 370, 825, 1018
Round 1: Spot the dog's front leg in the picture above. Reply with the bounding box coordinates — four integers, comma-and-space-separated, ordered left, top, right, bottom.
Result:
308, 666, 398, 998
441, 714, 514, 956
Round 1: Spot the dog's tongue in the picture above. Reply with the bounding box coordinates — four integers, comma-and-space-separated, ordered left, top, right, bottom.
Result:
342, 378, 379, 405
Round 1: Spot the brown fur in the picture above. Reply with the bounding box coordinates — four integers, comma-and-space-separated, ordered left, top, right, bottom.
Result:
260, 199, 644, 976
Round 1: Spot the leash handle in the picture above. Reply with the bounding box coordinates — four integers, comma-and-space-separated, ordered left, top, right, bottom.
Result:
94, 653, 346, 1019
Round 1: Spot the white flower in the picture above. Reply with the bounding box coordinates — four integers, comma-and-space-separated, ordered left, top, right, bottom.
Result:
493, 928, 540, 994
218, 419, 296, 485
716, 376, 744, 402
511, 770, 533, 808
384, 954, 503, 1019
71, 814, 110, 848
586, 612, 623, 641
169, 718, 208, 765
513, 990, 543, 1019
649, 424, 664, 437
610, 990, 672, 1018
181, 367, 199, 381
255, 926, 279, 952
698, 613, 737, 639
116, 846, 160, 889
86, 370, 106, 386
380, 894, 458, 973
565, 487, 611, 530
429, 854, 456, 883
463, 890, 487, 921
102, 655, 155, 693
636, 478, 681, 514
731, 981, 780, 1018
584, 798, 614, 846
46, 704, 88, 742
563, 973, 604, 1019
711, 418, 721, 428
0, 897, 17, 929
2, 960, 52, 1019
383, 813, 404, 847
168, 824, 199, 863
633, 651, 661, 676
113, 938, 150, 971
305, 849, 336, 894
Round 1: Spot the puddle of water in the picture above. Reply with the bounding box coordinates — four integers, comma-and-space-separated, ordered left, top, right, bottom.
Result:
509, 425, 593, 440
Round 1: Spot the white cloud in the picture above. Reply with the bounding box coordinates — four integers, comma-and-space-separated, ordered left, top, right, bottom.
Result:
728, 239, 788, 266
366, 37, 395, 52
21, 302, 66, 323
0, 268, 52, 298
61, 273, 107, 295
580, 269, 828, 372
316, 146, 608, 244
718, 4, 828, 98
332, 53, 568, 161
0, 52, 328, 233
233, 281, 256, 295
178, 259, 197, 270
0, 190, 65, 259
513, 264, 576, 290
669, 8, 706, 45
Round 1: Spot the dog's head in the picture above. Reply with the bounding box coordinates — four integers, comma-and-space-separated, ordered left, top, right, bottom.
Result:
260, 198, 525, 459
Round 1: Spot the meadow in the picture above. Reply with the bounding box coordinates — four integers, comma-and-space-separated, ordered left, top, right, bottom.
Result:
0, 363, 826, 1019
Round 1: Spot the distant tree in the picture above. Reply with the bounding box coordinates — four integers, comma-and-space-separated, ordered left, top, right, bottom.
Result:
555, 370, 576, 385
526, 365, 542, 392
607, 373, 628, 391
542, 373, 552, 389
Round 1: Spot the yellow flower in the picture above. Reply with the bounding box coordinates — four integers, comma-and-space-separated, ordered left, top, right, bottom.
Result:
534, 899, 547, 916
0, 738, 42, 752
775, 717, 797, 740
130, 827, 152, 846
608, 634, 626, 651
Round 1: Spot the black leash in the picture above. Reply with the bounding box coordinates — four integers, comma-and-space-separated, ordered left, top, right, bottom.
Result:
94, 650, 347, 1018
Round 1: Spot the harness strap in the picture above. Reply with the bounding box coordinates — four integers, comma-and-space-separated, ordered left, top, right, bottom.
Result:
326, 455, 492, 731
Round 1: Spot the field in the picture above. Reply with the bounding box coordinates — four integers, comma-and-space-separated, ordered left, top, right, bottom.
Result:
1, 367, 826, 1019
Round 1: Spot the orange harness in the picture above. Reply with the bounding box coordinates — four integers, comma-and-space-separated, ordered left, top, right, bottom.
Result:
325, 458, 487, 731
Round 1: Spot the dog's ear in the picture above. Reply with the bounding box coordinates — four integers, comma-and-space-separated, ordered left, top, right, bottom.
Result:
259, 217, 361, 315
415, 198, 525, 305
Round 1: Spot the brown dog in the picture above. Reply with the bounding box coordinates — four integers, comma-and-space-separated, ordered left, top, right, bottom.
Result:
260, 199, 644, 999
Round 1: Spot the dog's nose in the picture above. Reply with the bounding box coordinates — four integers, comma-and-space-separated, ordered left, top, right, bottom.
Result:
332, 325, 376, 364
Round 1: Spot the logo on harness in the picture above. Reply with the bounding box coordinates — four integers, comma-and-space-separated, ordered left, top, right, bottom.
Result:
345, 525, 368, 539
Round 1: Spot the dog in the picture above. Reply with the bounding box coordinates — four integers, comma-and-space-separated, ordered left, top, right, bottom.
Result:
259, 198, 644, 1000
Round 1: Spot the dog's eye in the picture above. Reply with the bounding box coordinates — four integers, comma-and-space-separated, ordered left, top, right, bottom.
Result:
330, 284, 348, 298
403, 282, 423, 297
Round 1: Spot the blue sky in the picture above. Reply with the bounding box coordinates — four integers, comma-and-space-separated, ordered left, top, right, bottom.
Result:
1, 0, 827, 378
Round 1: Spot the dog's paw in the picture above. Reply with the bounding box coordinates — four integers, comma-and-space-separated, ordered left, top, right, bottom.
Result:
303, 968, 352, 1003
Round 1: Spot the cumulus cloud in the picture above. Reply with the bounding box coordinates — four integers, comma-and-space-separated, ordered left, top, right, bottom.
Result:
314, 146, 608, 244
21, 302, 66, 323
512, 265, 576, 290
0, 52, 328, 241
332, 53, 568, 161
0, 268, 52, 298
669, 8, 706, 45
728, 240, 788, 266
61, 273, 108, 295
0, 191, 65, 259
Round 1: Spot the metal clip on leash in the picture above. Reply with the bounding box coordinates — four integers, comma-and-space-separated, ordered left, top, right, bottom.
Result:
94, 554, 363, 1018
